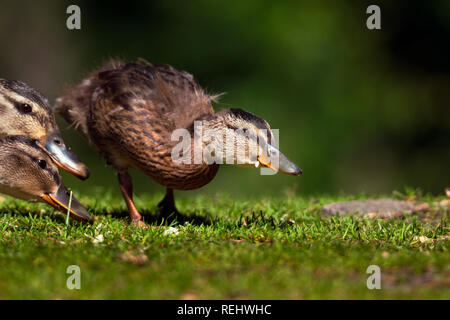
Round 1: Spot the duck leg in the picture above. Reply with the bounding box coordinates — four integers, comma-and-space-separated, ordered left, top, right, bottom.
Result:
157, 188, 179, 217
118, 170, 145, 227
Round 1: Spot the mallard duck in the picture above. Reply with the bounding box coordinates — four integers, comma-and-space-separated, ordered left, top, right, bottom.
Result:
56, 60, 302, 226
0, 79, 89, 180
0, 136, 92, 222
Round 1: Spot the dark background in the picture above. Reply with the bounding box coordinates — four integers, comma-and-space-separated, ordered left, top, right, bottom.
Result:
0, 1, 449, 198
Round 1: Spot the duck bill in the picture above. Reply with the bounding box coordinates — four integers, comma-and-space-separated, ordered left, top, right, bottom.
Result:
258, 145, 303, 176
42, 184, 93, 222
42, 130, 90, 180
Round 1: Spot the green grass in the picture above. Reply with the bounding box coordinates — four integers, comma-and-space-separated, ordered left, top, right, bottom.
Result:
0, 190, 448, 299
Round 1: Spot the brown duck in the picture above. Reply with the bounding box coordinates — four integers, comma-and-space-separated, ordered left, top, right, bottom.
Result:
56, 60, 302, 226
0, 136, 92, 222
0, 79, 89, 180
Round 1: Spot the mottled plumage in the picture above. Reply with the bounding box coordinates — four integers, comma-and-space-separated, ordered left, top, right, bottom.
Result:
56, 59, 301, 226
57, 60, 218, 190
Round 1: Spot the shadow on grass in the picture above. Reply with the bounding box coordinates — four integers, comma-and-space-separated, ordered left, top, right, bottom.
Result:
91, 207, 217, 226
0, 207, 84, 227
1, 205, 296, 229
1, 204, 217, 227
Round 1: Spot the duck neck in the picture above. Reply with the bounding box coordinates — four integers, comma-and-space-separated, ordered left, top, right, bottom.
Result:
170, 113, 230, 167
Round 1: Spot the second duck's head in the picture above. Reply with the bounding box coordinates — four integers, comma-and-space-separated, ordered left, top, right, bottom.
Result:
184, 108, 302, 176
0, 79, 89, 180
0, 136, 92, 222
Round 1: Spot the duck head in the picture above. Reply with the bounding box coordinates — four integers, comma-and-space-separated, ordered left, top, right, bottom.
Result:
198, 108, 302, 176
0, 79, 90, 180
0, 136, 92, 222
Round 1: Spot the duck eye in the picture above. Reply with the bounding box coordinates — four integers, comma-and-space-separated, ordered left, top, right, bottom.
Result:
18, 103, 32, 113
38, 160, 47, 169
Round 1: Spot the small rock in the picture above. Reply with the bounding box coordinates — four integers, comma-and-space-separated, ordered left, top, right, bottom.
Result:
414, 202, 430, 212
181, 293, 199, 300
117, 250, 148, 266
322, 199, 416, 219
367, 212, 378, 219
439, 199, 450, 208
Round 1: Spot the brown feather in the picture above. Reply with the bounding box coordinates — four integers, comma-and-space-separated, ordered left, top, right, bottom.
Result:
56, 59, 219, 190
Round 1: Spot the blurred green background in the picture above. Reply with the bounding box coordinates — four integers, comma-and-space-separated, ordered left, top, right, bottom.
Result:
0, 0, 449, 198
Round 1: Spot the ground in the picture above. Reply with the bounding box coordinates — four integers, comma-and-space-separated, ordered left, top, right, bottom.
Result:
0, 190, 448, 299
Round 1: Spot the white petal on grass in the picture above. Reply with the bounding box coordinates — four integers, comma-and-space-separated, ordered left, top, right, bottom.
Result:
164, 227, 180, 235
413, 235, 433, 244
93, 234, 104, 243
